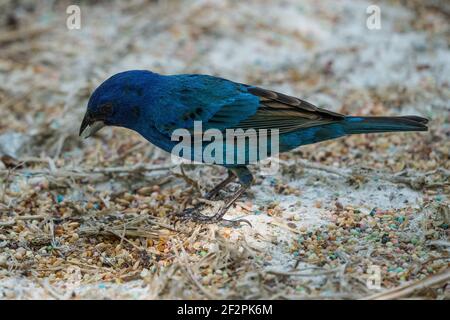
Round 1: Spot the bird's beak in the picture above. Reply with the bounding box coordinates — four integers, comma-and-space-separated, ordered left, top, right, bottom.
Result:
79, 113, 105, 139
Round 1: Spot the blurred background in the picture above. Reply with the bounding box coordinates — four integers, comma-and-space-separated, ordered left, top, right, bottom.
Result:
0, 0, 448, 299
0, 0, 448, 164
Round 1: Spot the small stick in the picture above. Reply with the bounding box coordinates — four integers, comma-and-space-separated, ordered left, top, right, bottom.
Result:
173, 239, 218, 299
0, 214, 46, 227
362, 269, 450, 300
0, 164, 174, 178
266, 268, 340, 277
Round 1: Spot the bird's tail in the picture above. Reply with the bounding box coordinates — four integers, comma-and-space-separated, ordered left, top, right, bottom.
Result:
343, 116, 428, 134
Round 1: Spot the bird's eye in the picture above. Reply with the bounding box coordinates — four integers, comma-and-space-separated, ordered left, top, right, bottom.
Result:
98, 103, 113, 116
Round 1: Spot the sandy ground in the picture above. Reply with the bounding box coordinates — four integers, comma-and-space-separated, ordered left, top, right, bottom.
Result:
0, 0, 448, 299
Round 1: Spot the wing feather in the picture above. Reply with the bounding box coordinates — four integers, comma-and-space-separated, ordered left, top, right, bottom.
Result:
153, 76, 344, 138
229, 86, 344, 134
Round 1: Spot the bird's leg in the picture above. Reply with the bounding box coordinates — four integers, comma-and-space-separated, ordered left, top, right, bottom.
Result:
192, 184, 249, 225
176, 170, 236, 219
188, 166, 254, 227
204, 171, 236, 200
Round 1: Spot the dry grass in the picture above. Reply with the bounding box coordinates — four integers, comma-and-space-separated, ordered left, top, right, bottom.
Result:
0, 0, 448, 299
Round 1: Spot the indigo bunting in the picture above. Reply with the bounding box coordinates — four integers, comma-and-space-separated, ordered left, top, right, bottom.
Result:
80, 70, 428, 226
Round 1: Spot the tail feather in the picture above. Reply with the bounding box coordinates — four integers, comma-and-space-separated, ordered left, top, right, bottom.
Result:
397, 115, 429, 124
343, 116, 428, 134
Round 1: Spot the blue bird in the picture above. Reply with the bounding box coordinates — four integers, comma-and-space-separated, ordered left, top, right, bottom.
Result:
80, 70, 428, 226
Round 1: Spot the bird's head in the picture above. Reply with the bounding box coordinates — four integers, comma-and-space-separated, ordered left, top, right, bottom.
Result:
79, 70, 158, 138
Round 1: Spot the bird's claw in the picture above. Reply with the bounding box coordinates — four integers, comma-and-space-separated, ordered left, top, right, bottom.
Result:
219, 218, 252, 228
175, 206, 252, 228
176, 207, 198, 220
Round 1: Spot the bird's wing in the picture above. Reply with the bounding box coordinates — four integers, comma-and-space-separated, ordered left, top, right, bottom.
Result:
153, 75, 260, 136
214, 86, 344, 134
153, 75, 344, 137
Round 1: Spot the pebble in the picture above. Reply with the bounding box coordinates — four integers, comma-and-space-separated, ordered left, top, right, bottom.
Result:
56, 194, 64, 203
287, 222, 297, 229
0, 254, 7, 267
14, 247, 26, 260
290, 203, 447, 286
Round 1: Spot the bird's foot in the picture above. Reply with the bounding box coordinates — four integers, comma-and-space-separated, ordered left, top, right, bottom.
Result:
175, 206, 200, 220
191, 213, 252, 228
174, 200, 215, 220
219, 218, 252, 228
176, 205, 251, 228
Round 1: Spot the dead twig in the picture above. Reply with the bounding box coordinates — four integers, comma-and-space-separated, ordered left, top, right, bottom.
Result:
0, 214, 46, 227
362, 269, 450, 300
0, 163, 174, 178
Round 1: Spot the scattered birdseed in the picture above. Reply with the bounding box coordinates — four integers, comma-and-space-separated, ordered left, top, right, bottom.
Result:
0, 0, 448, 300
